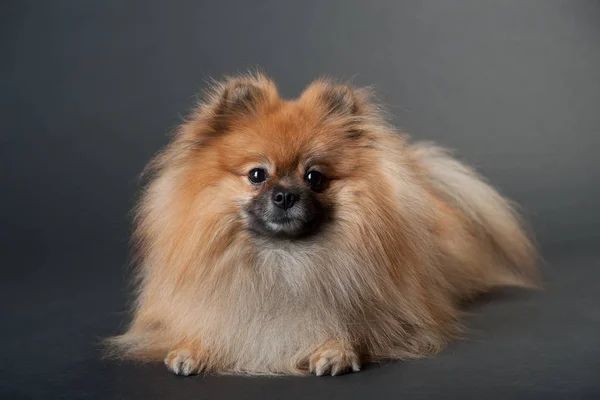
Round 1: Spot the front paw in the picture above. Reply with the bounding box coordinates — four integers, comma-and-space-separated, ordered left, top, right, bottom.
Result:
309, 341, 361, 376
164, 348, 208, 376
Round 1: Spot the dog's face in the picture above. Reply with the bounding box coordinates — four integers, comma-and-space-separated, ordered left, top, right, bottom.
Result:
216, 100, 352, 240
243, 161, 327, 238
192, 75, 377, 240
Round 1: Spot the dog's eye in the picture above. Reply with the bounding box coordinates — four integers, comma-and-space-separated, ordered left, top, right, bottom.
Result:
248, 168, 268, 184
305, 170, 325, 191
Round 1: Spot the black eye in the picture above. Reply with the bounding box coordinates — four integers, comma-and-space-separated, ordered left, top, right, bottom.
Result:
248, 168, 268, 184
305, 170, 325, 191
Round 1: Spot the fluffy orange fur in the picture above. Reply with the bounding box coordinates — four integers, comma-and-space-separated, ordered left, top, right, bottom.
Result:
108, 73, 539, 376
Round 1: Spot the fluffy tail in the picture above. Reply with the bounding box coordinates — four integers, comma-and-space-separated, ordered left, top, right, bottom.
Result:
412, 142, 539, 290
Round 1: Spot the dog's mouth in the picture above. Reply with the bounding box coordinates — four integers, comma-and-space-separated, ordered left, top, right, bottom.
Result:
248, 213, 313, 239
266, 217, 306, 231
244, 190, 329, 240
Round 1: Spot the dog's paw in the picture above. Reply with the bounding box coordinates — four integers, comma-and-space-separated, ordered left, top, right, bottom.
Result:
164, 348, 207, 376
309, 342, 361, 376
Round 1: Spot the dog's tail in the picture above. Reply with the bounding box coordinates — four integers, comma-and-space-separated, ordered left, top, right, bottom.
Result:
412, 142, 539, 291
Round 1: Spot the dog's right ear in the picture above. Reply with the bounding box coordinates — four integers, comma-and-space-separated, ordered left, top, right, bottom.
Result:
185, 73, 279, 137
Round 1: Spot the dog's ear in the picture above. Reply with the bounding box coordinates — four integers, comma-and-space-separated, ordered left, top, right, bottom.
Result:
300, 79, 371, 138
186, 73, 279, 136
302, 81, 358, 115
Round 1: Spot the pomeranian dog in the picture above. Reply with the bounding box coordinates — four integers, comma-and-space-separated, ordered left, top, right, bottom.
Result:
109, 73, 538, 376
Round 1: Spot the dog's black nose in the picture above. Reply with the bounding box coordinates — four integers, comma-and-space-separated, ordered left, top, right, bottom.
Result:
272, 189, 298, 210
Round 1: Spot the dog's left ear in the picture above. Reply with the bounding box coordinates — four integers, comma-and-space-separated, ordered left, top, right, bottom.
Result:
300, 80, 372, 138
300, 79, 370, 117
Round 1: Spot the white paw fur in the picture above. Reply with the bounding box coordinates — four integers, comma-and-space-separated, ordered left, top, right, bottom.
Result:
164, 349, 203, 376
309, 346, 361, 376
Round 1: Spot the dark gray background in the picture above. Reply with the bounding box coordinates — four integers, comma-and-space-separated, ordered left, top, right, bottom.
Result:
1, 1, 599, 399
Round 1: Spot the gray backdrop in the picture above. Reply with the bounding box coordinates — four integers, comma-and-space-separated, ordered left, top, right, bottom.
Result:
2, 1, 599, 399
